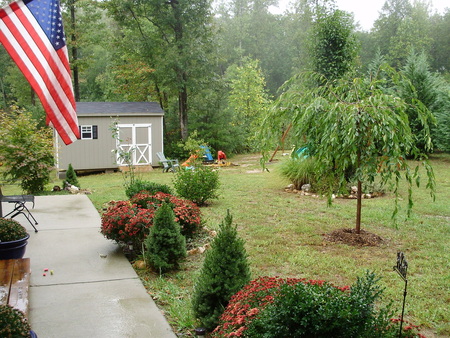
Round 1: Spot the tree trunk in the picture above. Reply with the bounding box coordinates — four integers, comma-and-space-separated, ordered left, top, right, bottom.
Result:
179, 83, 188, 140
356, 179, 362, 234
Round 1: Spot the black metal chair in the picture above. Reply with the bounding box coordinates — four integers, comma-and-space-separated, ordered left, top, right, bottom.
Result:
0, 193, 38, 233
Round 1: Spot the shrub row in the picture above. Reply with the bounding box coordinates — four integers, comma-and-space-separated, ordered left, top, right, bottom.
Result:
101, 192, 202, 251
211, 272, 426, 338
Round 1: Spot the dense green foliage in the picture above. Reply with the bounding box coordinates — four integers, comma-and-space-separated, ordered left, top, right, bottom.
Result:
173, 166, 220, 206
125, 179, 172, 199
144, 202, 186, 273
0, 109, 54, 193
212, 272, 424, 338
1, 0, 449, 155
64, 163, 79, 188
399, 51, 450, 152
225, 57, 272, 151
0, 304, 32, 338
245, 272, 394, 337
0, 218, 28, 242
192, 210, 251, 331
310, 9, 358, 81
261, 66, 436, 232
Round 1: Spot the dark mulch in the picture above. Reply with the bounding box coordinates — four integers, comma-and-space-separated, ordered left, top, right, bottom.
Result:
323, 228, 384, 247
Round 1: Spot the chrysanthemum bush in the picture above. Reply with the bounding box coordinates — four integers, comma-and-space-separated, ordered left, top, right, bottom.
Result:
101, 193, 202, 250
130, 192, 202, 237
100, 200, 154, 250
212, 272, 426, 338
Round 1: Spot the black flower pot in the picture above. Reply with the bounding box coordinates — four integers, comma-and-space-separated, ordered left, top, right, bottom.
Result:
0, 234, 30, 260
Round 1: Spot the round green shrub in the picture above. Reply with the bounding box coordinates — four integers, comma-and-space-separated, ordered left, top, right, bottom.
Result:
0, 218, 29, 242
173, 166, 220, 206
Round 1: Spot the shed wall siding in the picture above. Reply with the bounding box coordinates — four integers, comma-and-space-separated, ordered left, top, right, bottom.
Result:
57, 115, 163, 171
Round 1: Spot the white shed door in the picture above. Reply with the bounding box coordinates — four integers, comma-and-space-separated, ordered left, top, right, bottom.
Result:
116, 124, 152, 165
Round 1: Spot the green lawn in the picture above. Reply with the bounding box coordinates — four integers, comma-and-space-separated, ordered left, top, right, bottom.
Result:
2, 152, 449, 336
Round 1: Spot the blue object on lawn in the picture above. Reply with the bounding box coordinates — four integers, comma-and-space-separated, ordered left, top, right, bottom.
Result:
292, 146, 308, 159
200, 145, 214, 163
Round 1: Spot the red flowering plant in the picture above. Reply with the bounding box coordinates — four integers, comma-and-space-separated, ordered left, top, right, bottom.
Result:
387, 318, 428, 338
130, 192, 202, 237
211, 276, 334, 337
100, 200, 154, 250
212, 272, 426, 338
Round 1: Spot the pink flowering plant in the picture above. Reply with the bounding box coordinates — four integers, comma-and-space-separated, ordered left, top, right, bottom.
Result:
101, 193, 202, 251
212, 272, 426, 338
129, 192, 202, 237
100, 200, 153, 249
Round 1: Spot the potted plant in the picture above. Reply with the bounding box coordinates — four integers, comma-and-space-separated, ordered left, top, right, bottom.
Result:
0, 304, 37, 337
0, 218, 30, 260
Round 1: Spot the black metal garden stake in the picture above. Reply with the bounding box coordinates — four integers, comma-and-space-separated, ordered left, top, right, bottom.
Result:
393, 251, 408, 338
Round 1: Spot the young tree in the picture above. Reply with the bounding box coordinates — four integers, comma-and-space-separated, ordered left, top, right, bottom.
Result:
192, 210, 251, 331
64, 163, 79, 187
260, 64, 435, 234
310, 8, 358, 81
0, 107, 54, 193
144, 202, 186, 273
398, 51, 441, 153
226, 57, 272, 151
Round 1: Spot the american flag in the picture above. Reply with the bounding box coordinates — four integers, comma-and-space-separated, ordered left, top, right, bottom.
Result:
0, 0, 79, 145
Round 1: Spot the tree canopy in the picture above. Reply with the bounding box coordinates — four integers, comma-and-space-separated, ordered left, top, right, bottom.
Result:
260, 65, 436, 232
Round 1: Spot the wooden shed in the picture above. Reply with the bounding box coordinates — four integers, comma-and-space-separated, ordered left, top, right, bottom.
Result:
55, 102, 164, 176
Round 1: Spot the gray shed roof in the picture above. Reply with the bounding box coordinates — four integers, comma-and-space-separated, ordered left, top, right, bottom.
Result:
76, 102, 164, 116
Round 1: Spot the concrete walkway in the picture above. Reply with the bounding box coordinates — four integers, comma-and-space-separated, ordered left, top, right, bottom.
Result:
3, 194, 176, 338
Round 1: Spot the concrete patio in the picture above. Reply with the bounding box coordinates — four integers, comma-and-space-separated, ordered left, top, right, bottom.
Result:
2, 194, 176, 338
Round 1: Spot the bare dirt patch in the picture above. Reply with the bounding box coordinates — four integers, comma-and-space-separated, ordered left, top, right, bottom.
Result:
324, 228, 384, 247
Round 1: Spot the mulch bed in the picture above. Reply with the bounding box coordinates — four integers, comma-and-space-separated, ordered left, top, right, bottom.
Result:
323, 228, 384, 246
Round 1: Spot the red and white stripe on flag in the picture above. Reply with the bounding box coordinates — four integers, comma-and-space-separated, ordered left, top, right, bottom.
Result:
0, 0, 79, 145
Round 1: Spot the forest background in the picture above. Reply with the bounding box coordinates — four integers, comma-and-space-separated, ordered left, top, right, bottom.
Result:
0, 0, 449, 157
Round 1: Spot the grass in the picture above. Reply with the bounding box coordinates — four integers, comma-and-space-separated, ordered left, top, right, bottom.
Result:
2, 153, 449, 336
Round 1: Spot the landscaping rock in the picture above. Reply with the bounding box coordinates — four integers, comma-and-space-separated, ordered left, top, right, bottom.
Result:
301, 184, 311, 192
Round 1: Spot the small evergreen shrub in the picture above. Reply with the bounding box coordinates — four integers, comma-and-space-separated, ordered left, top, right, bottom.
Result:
144, 202, 186, 273
173, 166, 220, 206
64, 163, 79, 187
192, 210, 251, 331
125, 179, 172, 199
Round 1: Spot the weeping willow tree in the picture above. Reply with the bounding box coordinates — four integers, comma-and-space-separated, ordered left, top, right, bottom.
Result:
260, 64, 435, 233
